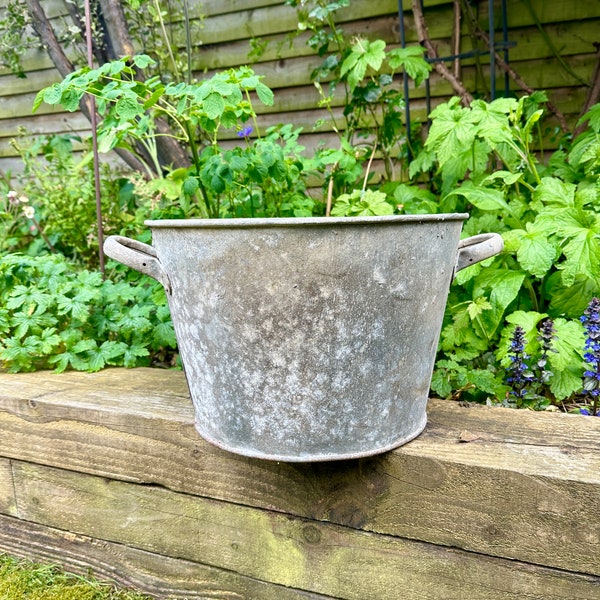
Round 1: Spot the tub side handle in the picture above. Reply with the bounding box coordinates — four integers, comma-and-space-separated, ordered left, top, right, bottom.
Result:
453, 233, 504, 278
104, 235, 172, 294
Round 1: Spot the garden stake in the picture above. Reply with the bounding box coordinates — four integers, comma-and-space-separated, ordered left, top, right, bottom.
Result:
84, 0, 105, 275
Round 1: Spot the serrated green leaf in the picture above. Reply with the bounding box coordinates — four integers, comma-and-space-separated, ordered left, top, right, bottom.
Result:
115, 94, 142, 120
548, 318, 585, 371
153, 321, 177, 348
255, 82, 274, 106
425, 100, 479, 168
430, 367, 455, 398
466, 297, 492, 320
203, 92, 225, 120
387, 46, 431, 86
42, 84, 63, 106
533, 177, 576, 207
547, 273, 600, 318
516, 225, 558, 278
505, 310, 548, 331
549, 365, 584, 400
122, 343, 150, 368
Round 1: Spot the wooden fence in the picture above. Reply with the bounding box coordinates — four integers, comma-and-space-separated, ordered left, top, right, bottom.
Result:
0, 368, 599, 598
0, 0, 599, 177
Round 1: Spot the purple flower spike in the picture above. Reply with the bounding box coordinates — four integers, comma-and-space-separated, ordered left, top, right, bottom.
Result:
581, 298, 600, 416
505, 325, 535, 406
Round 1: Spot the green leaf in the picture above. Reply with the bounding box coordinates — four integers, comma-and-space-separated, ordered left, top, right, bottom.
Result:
182, 176, 199, 196
341, 38, 386, 91
41, 84, 63, 106
0, 337, 40, 372
549, 365, 584, 400
363, 39, 386, 70
132, 54, 156, 69
533, 177, 576, 207
556, 214, 600, 284
547, 318, 584, 371
446, 182, 509, 212
122, 343, 150, 368
515, 224, 558, 278
115, 94, 143, 120
505, 310, 548, 332
547, 273, 600, 318
255, 82, 275, 106
38, 327, 62, 354
466, 297, 492, 320
60, 89, 83, 112
11, 305, 54, 339
425, 99, 479, 168
203, 92, 226, 120
387, 46, 431, 86
6, 286, 52, 311
481, 170, 523, 186
86, 340, 127, 372
153, 320, 177, 348
468, 369, 507, 397
97, 128, 118, 153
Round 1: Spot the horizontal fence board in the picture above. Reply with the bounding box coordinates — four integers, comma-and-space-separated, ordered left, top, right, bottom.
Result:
192, 16, 598, 76
0, 368, 599, 580
0, 513, 328, 600
5, 457, 600, 600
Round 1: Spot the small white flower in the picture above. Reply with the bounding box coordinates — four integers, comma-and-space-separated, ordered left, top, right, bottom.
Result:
19, 195, 29, 203
7, 190, 18, 204
22, 205, 35, 219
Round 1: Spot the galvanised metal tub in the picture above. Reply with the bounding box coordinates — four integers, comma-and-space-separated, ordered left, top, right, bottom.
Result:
105, 215, 503, 462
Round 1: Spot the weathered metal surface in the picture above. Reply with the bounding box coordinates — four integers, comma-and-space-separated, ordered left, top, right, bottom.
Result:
105, 215, 503, 461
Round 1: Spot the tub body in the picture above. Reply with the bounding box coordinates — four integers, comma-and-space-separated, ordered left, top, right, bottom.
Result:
105, 215, 503, 461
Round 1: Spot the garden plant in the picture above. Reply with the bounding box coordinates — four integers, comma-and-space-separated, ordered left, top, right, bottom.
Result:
0, 0, 599, 420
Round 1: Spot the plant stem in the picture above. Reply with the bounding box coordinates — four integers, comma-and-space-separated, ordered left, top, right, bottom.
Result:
362, 144, 377, 191
152, 0, 180, 83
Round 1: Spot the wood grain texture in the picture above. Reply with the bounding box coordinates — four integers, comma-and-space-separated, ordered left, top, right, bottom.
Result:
0, 368, 599, 583
6, 459, 600, 600
0, 513, 329, 599
0, 458, 16, 516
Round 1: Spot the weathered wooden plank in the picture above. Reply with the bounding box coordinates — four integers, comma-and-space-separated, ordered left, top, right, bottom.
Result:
194, 15, 402, 71
0, 513, 327, 600
0, 91, 66, 120
503, 0, 600, 27
0, 458, 16, 517
0, 68, 60, 97
189, 14, 598, 77
7, 459, 600, 600
183, 0, 403, 47
0, 113, 90, 142
0, 369, 599, 579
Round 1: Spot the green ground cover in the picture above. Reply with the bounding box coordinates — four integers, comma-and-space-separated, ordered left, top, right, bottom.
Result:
0, 554, 153, 600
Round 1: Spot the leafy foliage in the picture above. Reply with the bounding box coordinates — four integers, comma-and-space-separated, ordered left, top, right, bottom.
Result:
0, 254, 177, 373
7, 134, 144, 268
403, 95, 600, 405
282, 0, 431, 197
330, 189, 394, 216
